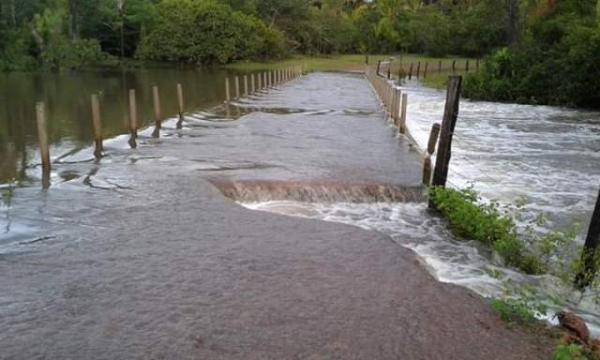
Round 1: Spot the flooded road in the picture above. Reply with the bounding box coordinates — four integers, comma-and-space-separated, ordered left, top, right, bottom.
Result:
0, 72, 553, 359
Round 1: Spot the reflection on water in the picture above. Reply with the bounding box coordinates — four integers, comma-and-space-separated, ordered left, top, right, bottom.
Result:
0, 66, 254, 184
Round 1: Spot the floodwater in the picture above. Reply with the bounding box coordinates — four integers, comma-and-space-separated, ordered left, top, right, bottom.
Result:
243, 77, 600, 331
0, 66, 238, 184
0, 69, 599, 356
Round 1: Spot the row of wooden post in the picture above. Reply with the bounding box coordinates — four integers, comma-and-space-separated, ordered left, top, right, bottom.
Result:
35, 66, 302, 189
366, 63, 462, 189
225, 66, 302, 103
378, 58, 480, 81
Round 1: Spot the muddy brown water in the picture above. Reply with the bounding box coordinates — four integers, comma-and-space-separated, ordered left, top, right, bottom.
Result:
0, 72, 554, 359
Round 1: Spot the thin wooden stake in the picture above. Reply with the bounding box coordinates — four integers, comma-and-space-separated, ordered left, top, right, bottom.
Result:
176, 83, 184, 129
431, 76, 462, 194
438, 60, 442, 74
427, 123, 441, 155
251, 73, 256, 93
423, 155, 433, 186
424, 62, 429, 79
244, 75, 248, 96
225, 78, 231, 102
151, 85, 161, 138
128, 89, 138, 148
452, 60, 456, 73
408, 63, 413, 80
36, 101, 50, 188
234, 76, 240, 98
399, 93, 408, 134
416, 62, 421, 79
466, 60, 470, 72
91, 94, 103, 159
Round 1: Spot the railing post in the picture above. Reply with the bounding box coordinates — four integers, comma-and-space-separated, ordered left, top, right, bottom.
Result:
575, 188, 600, 289
152, 85, 161, 138
128, 89, 138, 148
251, 73, 256, 93
408, 63, 413, 80
423, 62, 428, 79
244, 75, 248, 96
234, 76, 240, 99
416, 61, 421, 79
36, 101, 50, 188
431, 76, 462, 197
225, 77, 231, 102
91, 94, 103, 159
176, 83, 185, 129
427, 123, 441, 155
399, 93, 407, 134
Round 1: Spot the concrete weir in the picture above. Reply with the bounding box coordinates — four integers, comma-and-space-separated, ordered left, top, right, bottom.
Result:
0, 73, 552, 359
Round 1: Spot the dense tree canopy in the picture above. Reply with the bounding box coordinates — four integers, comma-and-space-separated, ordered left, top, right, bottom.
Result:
0, 0, 528, 69
0, 0, 598, 108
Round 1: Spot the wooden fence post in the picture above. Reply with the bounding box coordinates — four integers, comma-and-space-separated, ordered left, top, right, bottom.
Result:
176, 83, 184, 129
476, 58, 480, 72
423, 157, 432, 186
234, 76, 240, 98
258, 72, 262, 90
152, 85, 161, 138
244, 75, 248, 96
465, 60, 470, 72
438, 60, 442, 74
91, 94, 103, 159
251, 73, 256, 93
394, 88, 401, 126
399, 93, 408, 134
452, 60, 456, 73
424, 62, 428, 79
427, 123, 441, 155
575, 188, 600, 289
408, 63, 413, 80
225, 77, 231, 102
387, 63, 391, 79
376, 60, 381, 76
36, 101, 50, 188
430, 76, 462, 198
365, 55, 369, 64
416, 61, 421, 79
128, 89, 138, 148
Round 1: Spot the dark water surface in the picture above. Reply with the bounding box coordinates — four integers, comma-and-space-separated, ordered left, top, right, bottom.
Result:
0, 66, 250, 184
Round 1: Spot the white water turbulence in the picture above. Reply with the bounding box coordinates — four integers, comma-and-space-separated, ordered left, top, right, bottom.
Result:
241, 81, 600, 334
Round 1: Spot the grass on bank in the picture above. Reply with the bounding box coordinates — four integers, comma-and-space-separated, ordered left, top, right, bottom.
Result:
227, 54, 476, 76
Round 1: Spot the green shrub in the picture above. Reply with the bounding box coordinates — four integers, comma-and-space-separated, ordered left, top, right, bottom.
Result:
137, 0, 286, 65
429, 186, 546, 274
552, 343, 590, 360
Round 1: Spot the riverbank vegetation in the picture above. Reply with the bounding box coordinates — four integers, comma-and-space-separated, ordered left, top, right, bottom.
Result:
429, 186, 583, 278
0, 0, 527, 70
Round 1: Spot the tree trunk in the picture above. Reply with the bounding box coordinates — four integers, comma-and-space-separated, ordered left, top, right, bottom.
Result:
507, 0, 520, 47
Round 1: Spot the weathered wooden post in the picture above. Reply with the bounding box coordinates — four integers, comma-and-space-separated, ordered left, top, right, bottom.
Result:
36, 101, 50, 188
392, 88, 402, 126
430, 76, 462, 200
427, 123, 441, 155
257, 72, 262, 90
128, 89, 138, 148
151, 85, 161, 138
465, 60, 470, 72
225, 77, 231, 102
575, 188, 600, 289
251, 73, 256, 93
176, 83, 185, 129
90, 94, 103, 159
438, 60, 442, 74
376, 60, 381, 76
244, 75, 248, 96
423, 123, 441, 186
452, 60, 456, 73
423, 62, 428, 79
234, 76, 240, 98
416, 61, 421, 79
387, 63, 391, 79
408, 63, 413, 80
399, 93, 408, 133
365, 55, 369, 64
